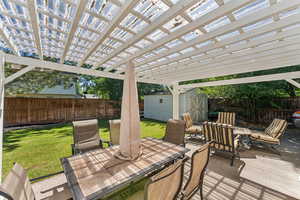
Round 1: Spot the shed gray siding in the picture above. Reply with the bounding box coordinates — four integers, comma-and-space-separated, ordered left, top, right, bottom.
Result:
144, 89, 208, 122
144, 94, 186, 122
144, 95, 173, 121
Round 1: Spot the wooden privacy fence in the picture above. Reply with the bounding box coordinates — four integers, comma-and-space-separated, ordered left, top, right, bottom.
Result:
209, 97, 298, 124
4, 97, 121, 127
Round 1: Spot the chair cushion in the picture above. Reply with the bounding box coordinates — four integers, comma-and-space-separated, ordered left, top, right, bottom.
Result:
209, 136, 239, 152
250, 131, 280, 144
265, 119, 287, 138
185, 125, 202, 134
182, 113, 193, 128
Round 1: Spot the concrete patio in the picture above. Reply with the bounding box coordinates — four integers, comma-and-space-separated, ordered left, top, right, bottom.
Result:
185, 127, 300, 200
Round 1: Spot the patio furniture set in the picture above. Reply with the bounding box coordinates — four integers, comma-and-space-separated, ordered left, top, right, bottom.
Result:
0, 112, 288, 200
183, 112, 288, 165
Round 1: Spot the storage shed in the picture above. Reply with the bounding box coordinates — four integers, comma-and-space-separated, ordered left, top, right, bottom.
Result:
144, 89, 208, 122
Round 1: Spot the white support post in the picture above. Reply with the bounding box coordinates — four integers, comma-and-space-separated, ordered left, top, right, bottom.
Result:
0, 53, 5, 182
172, 82, 180, 120
286, 79, 300, 88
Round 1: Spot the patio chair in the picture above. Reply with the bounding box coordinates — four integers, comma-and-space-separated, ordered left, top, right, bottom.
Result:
128, 158, 186, 200
163, 119, 186, 146
182, 113, 202, 138
0, 163, 71, 200
109, 119, 121, 146
216, 112, 236, 126
250, 118, 288, 153
71, 119, 103, 154
203, 122, 240, 166
181, 142, 211, 200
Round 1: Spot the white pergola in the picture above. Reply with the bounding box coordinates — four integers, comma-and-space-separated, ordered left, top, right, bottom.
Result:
1, 0, 300, 180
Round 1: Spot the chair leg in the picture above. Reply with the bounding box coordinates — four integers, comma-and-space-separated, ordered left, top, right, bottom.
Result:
231, 154, 235, 166
199, 187, 203, 200
269, 144, 281, 155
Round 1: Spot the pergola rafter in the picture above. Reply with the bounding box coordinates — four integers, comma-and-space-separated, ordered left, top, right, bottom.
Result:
134, 0, 300, 74
0, 27, 19, 55
101, 0, 205, 71
78, 0, 140, 67
60, 0, 87, 63
105, 0, 254, 72
27, 0, 43, 59
141, 27, 300, 79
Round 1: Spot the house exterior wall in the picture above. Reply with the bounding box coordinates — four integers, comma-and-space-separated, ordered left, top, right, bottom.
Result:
12, 85, 79, 98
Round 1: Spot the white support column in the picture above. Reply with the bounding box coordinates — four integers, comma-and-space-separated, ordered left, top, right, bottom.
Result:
286, 79, 300, 88
0, 53, 5, 182
172, 82, 180, 120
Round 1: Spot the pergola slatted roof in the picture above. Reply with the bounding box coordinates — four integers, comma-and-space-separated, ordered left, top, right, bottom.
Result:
0, 0, 300, 85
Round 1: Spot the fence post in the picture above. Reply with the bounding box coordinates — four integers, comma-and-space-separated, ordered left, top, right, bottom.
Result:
72, 98, 75, 121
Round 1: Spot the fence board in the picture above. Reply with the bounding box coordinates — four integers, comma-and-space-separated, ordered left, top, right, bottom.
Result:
4, 97, 121, 127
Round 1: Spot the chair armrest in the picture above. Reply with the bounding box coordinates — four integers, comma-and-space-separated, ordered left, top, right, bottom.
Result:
29, 171, 64, 182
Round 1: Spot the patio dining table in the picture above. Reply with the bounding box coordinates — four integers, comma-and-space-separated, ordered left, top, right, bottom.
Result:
61, 137, 189, 200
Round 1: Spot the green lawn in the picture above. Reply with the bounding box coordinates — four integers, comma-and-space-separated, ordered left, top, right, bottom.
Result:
3, 119, 166, 179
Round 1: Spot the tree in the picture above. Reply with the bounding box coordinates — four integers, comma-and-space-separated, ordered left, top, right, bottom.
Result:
81, 76, 164, 101
5, 63, 78, 95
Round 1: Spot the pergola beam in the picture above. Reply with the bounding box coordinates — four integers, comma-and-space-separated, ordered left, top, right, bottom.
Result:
179, 71, 300, 89
151, 38, 300, 79
78, 0, 140, 67
174, 57, 300, 84
102, 0, 205, 71
286, 79, 300, 88
60, 0, 86, 63
4, 66, 35, 85
27, 0, 43, 59
166, 54, 300, 83
3, 54, 163, 85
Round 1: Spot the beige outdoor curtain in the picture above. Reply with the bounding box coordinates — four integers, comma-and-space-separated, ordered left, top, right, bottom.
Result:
116, 61, 142, 160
